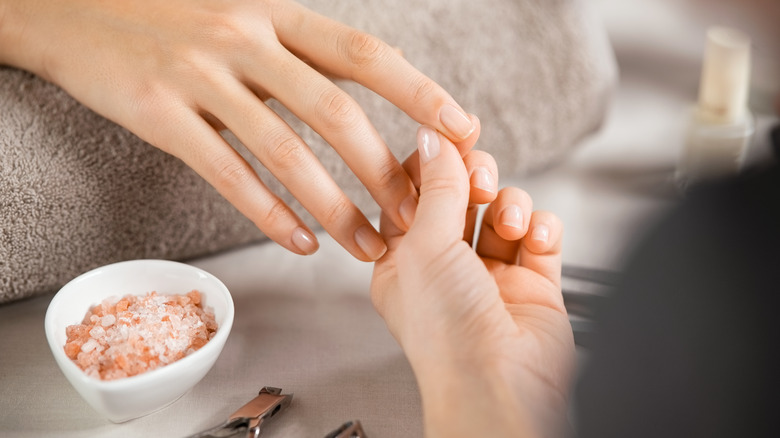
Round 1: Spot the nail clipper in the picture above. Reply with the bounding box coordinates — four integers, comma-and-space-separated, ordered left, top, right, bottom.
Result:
185, 387, 367, 438
187, 386, 292, 438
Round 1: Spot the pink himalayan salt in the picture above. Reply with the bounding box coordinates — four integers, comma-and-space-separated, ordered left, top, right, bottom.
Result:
64, 290, 217, 381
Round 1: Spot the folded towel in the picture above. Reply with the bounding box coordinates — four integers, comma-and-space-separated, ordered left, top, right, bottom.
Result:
0, 0, 616, 303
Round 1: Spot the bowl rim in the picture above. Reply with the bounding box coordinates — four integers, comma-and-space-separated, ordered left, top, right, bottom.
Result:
44, 259, 234, 390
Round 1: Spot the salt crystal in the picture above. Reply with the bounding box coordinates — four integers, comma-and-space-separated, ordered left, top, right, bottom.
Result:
63, 290, 217, 381
81, 338, 98, 353
89, 326, 105, 340
101, 314, 116, 327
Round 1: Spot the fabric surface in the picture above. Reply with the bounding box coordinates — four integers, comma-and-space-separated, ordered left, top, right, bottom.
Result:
0, 0, 616, 303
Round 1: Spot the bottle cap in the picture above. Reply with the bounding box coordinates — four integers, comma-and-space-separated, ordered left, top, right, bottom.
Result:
697, 27, 751, 124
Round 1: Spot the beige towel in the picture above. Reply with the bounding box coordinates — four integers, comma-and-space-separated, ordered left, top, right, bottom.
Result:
0, 0, 616, 303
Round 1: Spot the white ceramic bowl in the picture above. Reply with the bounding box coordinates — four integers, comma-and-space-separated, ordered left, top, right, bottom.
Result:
45, 259, 234, 423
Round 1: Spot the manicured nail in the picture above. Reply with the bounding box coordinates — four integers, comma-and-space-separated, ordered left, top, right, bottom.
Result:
470, 167, 496, 194
417, 126, 440, 163
354, 224, 388, 261
439, 105, 475, 139
291, 227, 318, 255
532, 224, 550, 243
399, 194, 418, 229
499, 205, 524, 229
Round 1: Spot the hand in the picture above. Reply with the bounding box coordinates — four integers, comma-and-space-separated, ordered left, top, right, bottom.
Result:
0, 0, 475, 261
371, 126, 575, 437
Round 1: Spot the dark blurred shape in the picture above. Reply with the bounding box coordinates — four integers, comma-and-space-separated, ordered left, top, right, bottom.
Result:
575, 162, 780, 437
771, 124, 780, 159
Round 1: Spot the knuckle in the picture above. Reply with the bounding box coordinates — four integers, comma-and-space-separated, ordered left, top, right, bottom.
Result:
408, 76, 438, 106
341, 30, 388, 70
212, 155, 254, 192
321, 196, 355, 227
372, 156, 407, 190
424, 176, 467, 203
129, 83, 158, 120
314, 88, 358, 131
264, 131, 309, 173
205, 13, 256, 50
129, 84, 179, 151
258, 197, 291, 230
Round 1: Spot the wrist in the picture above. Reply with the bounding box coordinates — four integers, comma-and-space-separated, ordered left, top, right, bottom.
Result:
414, 359, 537, 438
409, 341, 572, 438
0, 0, 51, 78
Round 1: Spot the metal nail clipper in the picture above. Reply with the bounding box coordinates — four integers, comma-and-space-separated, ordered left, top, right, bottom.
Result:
323, 420, 367, 438
186, 387, 367, 438
187, 387, 292, 438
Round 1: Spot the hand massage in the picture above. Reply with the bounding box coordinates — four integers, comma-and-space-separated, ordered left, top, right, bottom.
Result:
1, 0, 778, 437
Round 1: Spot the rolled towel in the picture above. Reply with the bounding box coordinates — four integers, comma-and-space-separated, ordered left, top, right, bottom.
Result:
0, 0, 616, 303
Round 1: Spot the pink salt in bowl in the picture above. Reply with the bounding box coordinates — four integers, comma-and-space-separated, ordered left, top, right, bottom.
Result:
44, 259, 234, 423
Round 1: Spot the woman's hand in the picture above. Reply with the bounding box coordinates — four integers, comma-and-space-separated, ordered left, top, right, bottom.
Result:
0, 0, 475, 261
371, 126, 575, 437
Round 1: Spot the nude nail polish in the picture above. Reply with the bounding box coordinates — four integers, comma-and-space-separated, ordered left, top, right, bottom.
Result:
500, 205, 524, 229
291, 227, 318, 255
439, 105, 474, 139
354, 224, 387, 260
471, 167, 496, 194
532, 224, 550, 243
417, 126, 440, 163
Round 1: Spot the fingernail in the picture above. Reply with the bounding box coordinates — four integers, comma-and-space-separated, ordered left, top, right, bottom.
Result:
500, 205, 524, 229
417, 126, 440, 163
439, 105, 474, 140
399, 194, 418, 229
354, 224, 388, 261
470, 167, 496, 193
291, 227, 319, 255
532, 224, 550, 243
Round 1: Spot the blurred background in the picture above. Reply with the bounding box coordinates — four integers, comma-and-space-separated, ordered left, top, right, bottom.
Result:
514, 0, 780, 272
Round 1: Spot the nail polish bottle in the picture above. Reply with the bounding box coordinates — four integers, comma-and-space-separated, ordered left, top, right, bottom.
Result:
676, 26, 755, 191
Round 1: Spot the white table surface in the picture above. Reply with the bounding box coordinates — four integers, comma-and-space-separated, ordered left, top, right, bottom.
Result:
1, 1, 777, 436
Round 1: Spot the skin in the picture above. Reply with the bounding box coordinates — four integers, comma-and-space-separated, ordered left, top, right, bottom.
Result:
368, 2, 777, 435
371, 126, 576, 437
0, 0, 476, 261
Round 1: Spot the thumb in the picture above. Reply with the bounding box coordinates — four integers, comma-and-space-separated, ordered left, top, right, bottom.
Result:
409, 125, 470, 247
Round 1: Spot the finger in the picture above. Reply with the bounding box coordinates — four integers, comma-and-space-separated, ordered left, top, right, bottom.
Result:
290, 40, 406, 80
462, 149, 497, 246
403, 115, 481, 188
242, 45, 417, 234
408, 125, 470, 248
275, 4, 476, 141
463, 149, 498, 205
490, 187, 534, 242
475, 187, 534, 264
400, 121, 492, 232
378, 209, 404, 247
152, 104, 320, 256
518, 211, 564, 288
203, 77, 386, 262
